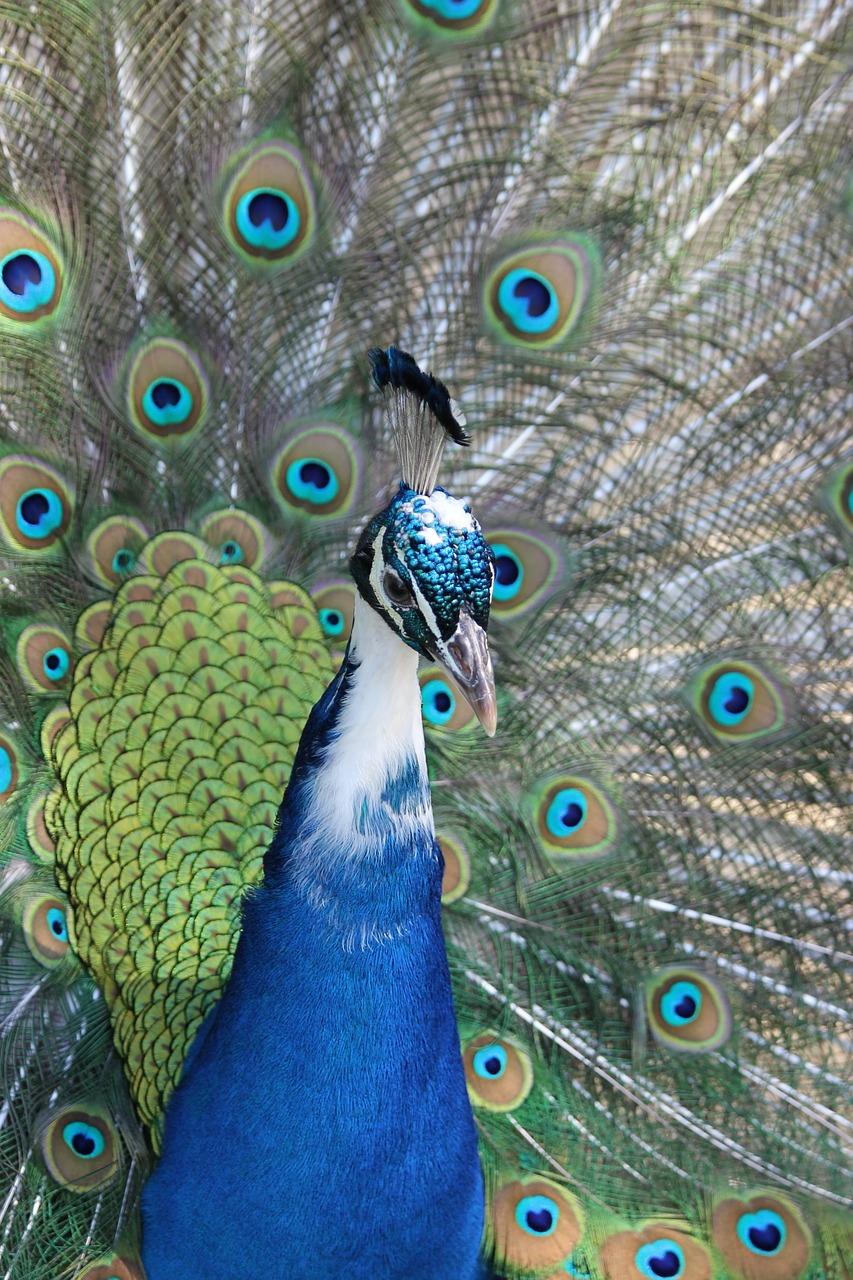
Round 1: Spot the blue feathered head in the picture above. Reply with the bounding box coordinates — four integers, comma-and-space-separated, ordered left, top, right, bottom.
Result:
350, 349, 497, 734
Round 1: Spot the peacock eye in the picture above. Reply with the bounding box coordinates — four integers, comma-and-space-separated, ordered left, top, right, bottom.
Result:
126, 338, 209, 442
645, 967, 731, 1052
492, 1178, 584, 1269
712, 1194, 809, 1279
383, 568, 414, 608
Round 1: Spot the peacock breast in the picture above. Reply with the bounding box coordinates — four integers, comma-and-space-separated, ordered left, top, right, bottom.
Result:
141, 847, 485, 1279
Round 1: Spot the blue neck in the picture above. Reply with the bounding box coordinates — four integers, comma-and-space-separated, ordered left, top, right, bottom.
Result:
142, 600, 485, 1280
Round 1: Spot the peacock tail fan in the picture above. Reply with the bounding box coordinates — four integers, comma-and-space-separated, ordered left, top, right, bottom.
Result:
0, 2, 850, 1278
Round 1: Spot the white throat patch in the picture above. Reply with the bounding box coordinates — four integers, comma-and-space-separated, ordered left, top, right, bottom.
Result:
290, 595, 434, 945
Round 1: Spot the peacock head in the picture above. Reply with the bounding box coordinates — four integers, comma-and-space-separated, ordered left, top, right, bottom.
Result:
349, 348, 497, 735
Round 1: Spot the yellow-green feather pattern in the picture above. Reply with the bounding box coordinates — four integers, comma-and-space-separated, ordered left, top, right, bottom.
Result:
47, 551, 332, 1145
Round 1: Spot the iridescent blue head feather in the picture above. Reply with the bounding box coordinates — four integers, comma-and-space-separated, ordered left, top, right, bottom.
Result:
352, 483, 493, 642
351, 348, 497, 733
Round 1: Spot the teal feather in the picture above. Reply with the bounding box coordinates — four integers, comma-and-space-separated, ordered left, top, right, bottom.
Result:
0, 2, 850, 1277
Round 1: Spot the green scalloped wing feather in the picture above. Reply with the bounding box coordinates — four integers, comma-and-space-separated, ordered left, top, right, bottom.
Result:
46, 540, 333, 1146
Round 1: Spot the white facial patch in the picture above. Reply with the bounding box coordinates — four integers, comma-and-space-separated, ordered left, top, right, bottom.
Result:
422, 489, 477, 535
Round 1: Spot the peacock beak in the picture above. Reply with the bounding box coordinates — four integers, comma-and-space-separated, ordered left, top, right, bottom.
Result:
436, 612, 498, 737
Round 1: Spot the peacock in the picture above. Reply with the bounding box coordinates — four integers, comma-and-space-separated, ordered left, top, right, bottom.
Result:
0, 1, 851, 1277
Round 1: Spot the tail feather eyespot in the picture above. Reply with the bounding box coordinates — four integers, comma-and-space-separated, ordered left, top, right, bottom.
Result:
484, 238, 601, 348
645, 968, 731, 1053
125, 339, 209, 443
200, 510, 269, 571
529, 774, 624, 866
487, 528, 565, 619
273, 426, 360, 520
599, 1224, 713, 1279
22, 890, 72, 967
463, 1032, 533, 1111
688, 659, 795, 744
0, 209, 63, 323
712, 1194, 812, 1280
38, 1104, 120, 1192
16, 623, 74, 693
492, 1178, 584, 1270
399, 0, 500, 37
0, 456, 72, 553
223, 142, 316, 266
438, 833, 470, 904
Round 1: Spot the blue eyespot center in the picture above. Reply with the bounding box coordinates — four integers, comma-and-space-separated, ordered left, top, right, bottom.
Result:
62, 1121, 105, 1160
3, 252, 40, 294
514, 276, 551, 317
43, 647, 70, 681
151, 381, 179, 409
302, 462, 331, 489
515, 1194, 558, 1236
635, 1240, 685, 1278
725, 686, 749, 714
112, 549, 136, 575
0, 249, 56, 312
220, 540, 244, 565
46, 906, 67, 941
17, 488, 63, 540
286, 458, 339, 505
21, 492, 48, 523
249, 191, 288, 231
319, 608, 345, 637
660, 981, 702, 1026
737, 1210, 786, 1255
473, 1044, 507, 1079
491, 544, 524, 601
142, 378, 193, 426
0, 746, 12, 793
708, 671, 754, 726
545, 787, 588, 838
421, 0, 486, 18
498, 268, 560, 333
495, 557, 520, 586
750, 1224, 782, 1252
563, 802, 583, 827
422, 678, 456, 726
236, 188, 300, 251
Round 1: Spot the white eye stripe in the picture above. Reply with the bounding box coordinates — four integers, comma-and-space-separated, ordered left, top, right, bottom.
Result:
367, 529, 442, 645
408, 576, 440, 640
368, 529, 387, 606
